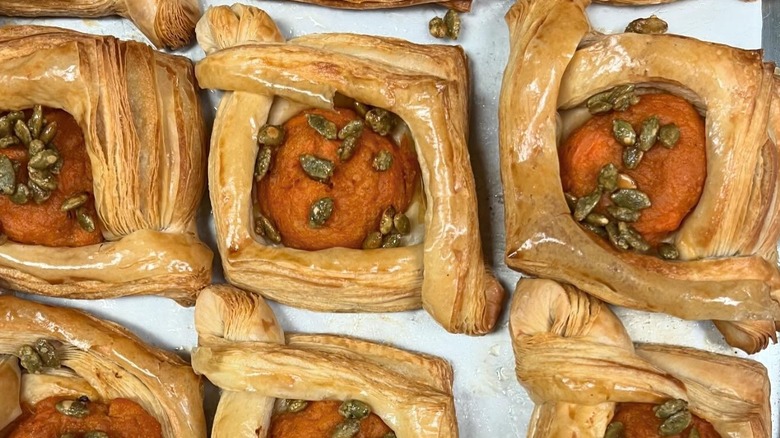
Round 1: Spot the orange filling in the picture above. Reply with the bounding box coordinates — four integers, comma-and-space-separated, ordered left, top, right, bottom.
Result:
257, 108, 419, 251
9, 396, 162, 438
0, 108, 101, 247
270, 400, 392, 438
612, 403, 720, 438
560, 93, 706, 245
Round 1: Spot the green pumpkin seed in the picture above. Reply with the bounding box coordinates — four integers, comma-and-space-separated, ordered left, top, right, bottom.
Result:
257, 124, 285, 146
362, 231, 383, 249
5, 111, 24, 124
83, 432, 109, 438
286, 399, 309, 413
587, 100, 613, 115
0, 136, 18, 148
659, 409, 692, 436
382, 233, 402, 248
331, 419, 360, 438
606, 222, 630, 250
29, 149, 59, 170
28, 168, 57, 191
76, 207, 96, 233
623, 147, 644, 170
28, 139, 45, 156
611, 189, 651, 210
612, 119, 636, 146
17, 344, 43, 373
0, 117, 10, 137
598, 163, 619, 192
626, 15, 669, 34
383, 433, 397, 438
611, 93, 635, 112
658, 124, 680, 148
0, 156, 15, 195
654, 398, 687, 418
608, 84, 636, 103
29, 181, 51, 204
14, 119, 31, 146
10, 184, 29, 205
638, 116, 660, 151
365, 109, 396, 136
573, 189, 601, 222
338, 136, 358, 162
338, 120, 364, 140
564, 192, 578, 213
28, 105, 43, 139
299, 154, 335, 183
254, 146, 272, 182
607, 206, 640, 222
658, 243, 680, 260
307, 114, 337, 140
55, 399, 89, 418
39, 121, 58, 145
393, 213, 411, 235
581, 223, 608, 237
380, 206, 396, 235
429, 17, 447, 39
254, 217, 266, 238
444, 9, 461, 39
309, 197, 334, 228
372, 150, 393, 172
338, 400, 371, 420
604, 422, 625, 438
61, 192, 89, 212
34, 339, 60, 368
354, 101, 371, 118
258, 215, 281, 244
584, 213, 609, 227
616, 173, 637, 190
689, 427, 701, 438
619, 222, 650, 252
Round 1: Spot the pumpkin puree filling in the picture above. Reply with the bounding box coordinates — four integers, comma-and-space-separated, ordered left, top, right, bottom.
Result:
0, 107, 101, 247
611, 403, 720, 438
270, 400, 393, 438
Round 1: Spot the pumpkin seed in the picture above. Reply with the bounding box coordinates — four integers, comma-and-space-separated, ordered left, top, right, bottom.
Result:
658, 243, 680, 260
608, 84, 636, 103
444, 9, 461, 39
5, 111, 24, 124
254, 217, 266, 238
83, 432, 109, 438
28, 168, 57, 191
299, 154, 335, 183
337, 136, 358, 162
658, 124, 680, 148
393, 213, 411, 235
286, 399, 309, 413
612, 119, 636, 146
0, 136, 18, 148
619, 222, 650, 252
34, 339, 59, 368
622, 147, 643, 170
581, 223, 608, 237
604, 422, 625, 438
382, 233, 402, 248
362, 231, 383, 249
584, 213, 609, 227
55, 399, 89, 418
17, 345, 43, 373
10, 184, 29, 205
654, 399, 687, 419
0, 117, 10, 137
380, 207, 396, 235
611, 93, 635, 112
14, 120, 31, 146
638, 116, 660, 151
76, 207, 96, 233
564, 192, 578, 213
587, 100, 613, 115
689, 427, 701, 438
338, 120, 364, 141
309, 197, 334, 228
383, 433, 397, 438
0, 156, 15, 195
616, 173, 637, 190
611, 189, 651, 210
606, 222, 630, 250
372, 150, 393, 172
354, 101, 371, 118
50, 150, 63, 175
365, 109, 396, 136
626, 15, 669, 34
573, 189, 601, 222
598, 163, 618, 192
61, 192, 88, 212
331, 419, 360, 438
607, 206, 640, 222
307, 114, 337, 140
29, 181, 51, 204
28, 139, 45, 156
257, 124, 285, 146
28, 105, 43, 139
659, 409, 692, 436
39, 121, 58, 145
258, 215, 281, 244
254, 146, 272, 182
429, 17, 447, 39
29, 149, 59, 170
338, 400, 371, 420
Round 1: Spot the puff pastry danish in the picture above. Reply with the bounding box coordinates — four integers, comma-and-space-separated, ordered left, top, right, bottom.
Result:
0, 0, 200, 49
0, 26, 211, 303
0, 295, 206, 438
499, 0, 780, 352
510, 279, 770, 437
192, 284, 458, 438
196, 5, 503, 334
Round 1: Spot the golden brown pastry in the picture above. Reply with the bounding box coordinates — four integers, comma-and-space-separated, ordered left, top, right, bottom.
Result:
0, 295, 206, 438
0, 0, 200, 49
0, 26, 211, 303
195, 4, 504, 335
499, 0, 780, 352
510, 279, 770, 437
192, 284, 458, 438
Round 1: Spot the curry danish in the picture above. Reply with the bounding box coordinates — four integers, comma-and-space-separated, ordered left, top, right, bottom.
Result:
192, 284, 458, 438
0, 295, 206, 438
0, 26, 211, 303
499, 0, 780, 352
196, 4, 503, 334
511, 279, 770, 437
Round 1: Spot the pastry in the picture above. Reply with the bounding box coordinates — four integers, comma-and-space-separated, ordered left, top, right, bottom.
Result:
195, 4, 504, 334
510, 279, 770, 437
0, 26, 211, 303
260, 0, 471, 10
0, 0, 200, 49
0, 295, 206, 438
192, 284, 458, 437
499, 0, 780, 352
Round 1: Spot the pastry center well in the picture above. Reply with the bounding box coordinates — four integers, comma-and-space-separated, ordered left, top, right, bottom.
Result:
608, 401, 720, 438
270, 399, 394, 438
